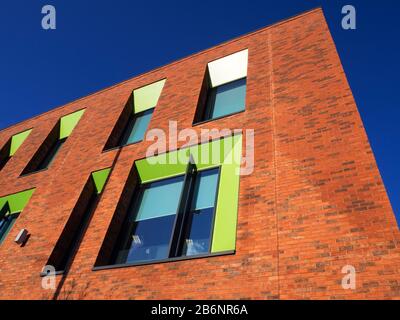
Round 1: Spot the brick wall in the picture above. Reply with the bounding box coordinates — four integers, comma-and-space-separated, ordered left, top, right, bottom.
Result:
0, 8, 399, 300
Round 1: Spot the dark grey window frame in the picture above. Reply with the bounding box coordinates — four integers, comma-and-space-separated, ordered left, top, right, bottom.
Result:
193, 70, 247, 125
95, 160, 226, 270
21, 121, 66, 176
0, 202, 20, 245
118, 108, 154, 147
0, 139, 12, 172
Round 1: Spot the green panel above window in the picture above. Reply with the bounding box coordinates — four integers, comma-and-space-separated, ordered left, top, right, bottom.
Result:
135, 134, 241, 183
133, 79, 166, 114
59, 109, 86, 140
9, 129, 32, 156
0, 188, 35, 216
92, 168, 111, 194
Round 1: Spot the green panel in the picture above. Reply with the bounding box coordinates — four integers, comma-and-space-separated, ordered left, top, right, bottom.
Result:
92, 168, 111, 194
211, 135, 242, 252
136, 135, 238, 183
9, 129, 32, 156
59, 109, 86, 140
0, 189, 36, 215
136, 157, 188, 183
133, 79, 166, 114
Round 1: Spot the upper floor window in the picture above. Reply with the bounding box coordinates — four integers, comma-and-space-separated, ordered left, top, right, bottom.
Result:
21, 109, 85, 175
0, 129, 32, 171
202, 78, 246, 121
194, 50, 248, 124
104, 79, 166, 150
119, 108, 154, 146
0, 188, 35, 245
37, 138, 66, 171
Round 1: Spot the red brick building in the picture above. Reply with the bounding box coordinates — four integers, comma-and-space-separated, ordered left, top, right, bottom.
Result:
0, 8, 399, 300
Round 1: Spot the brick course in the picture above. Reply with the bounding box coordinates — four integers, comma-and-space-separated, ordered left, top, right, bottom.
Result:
0, 8, 399, 300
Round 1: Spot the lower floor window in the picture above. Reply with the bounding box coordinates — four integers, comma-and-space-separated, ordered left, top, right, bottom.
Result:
112, 166, 220, 265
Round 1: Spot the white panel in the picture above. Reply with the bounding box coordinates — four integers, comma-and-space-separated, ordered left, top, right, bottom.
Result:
207, 49, 248, 88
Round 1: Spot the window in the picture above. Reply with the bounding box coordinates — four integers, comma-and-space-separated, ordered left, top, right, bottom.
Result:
193, 50, 248, 124
0, 129, 32, 171
0, 141, 11, 171
37, 138, 66, 171
95, 135, 242, 269
114, 175, 184, 264
112, 166, 219, 265
181, 169, 219, 256
21, 110, 84, 175
45, 168, 111, 273
0, 189, 35, 245
201, 78, 246, 122
104, 79, 165, 151
0, 204, 19, 245
120, 109, 154, 146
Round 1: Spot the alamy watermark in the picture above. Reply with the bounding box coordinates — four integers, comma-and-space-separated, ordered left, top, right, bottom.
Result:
341, 265, 356, 290
41, 5, 56, 30
41, 265, 56, 290
342, 5, 356, 30
144, 121, 254, 176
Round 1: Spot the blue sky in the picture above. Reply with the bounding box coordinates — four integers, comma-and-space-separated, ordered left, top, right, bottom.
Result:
0, 1, 399, 224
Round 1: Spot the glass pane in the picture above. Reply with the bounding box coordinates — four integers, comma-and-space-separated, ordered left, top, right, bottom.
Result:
210, 78, 246, 119
191, 169, 219, 210
114, 175, 185, 264
0, 215, 17, 245
124, 109, 153, 145
134, 175, 184, 222
182, 168, 220, 256
182, 207, 214, 256
116, 214, 176, 264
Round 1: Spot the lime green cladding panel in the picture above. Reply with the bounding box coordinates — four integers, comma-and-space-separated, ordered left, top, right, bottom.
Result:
133, 79, 166, 114
92, 168, 111, 194
135, 134, 242, 253
211, 134, 242, 253
9, 129, 32, 156
59, 109, 86, 140
0, 189, 35, 216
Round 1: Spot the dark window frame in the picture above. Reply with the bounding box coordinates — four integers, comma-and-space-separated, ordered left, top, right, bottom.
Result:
103, 93, 155, 152
21, 121, 65, 176
0, 139, 12, 172
193, 70, 247, 125
118, 108, 154, 147
36, 137, 67, 171
0, 202, 20, 245
97, 161, 224, 269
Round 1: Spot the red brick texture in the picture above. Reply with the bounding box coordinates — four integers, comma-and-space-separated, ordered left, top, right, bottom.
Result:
0, 8, 399, 300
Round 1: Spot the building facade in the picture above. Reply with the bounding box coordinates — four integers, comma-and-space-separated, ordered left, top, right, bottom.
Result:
0, 8, 399, 300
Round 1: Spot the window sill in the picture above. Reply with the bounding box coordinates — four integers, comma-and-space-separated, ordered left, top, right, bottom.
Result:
19, 167, 49, 178
192, 109, 245, 127
92, 250, 235, 271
